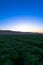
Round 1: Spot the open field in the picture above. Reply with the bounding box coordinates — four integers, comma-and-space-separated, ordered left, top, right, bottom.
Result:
0, 34, 43, 65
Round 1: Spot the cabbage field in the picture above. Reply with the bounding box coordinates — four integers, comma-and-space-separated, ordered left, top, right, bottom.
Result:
0, 34, 43, 65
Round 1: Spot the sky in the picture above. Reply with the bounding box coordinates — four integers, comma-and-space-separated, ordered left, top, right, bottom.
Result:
0, 0, 43, 33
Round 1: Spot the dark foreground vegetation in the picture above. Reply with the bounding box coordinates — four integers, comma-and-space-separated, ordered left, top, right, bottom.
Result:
0, 34, 43, 65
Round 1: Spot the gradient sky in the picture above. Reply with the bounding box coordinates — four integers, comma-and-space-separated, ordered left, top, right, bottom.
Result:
0, 0, 43, 33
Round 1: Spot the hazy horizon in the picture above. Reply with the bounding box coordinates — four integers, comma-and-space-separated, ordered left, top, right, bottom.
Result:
0, 0, 43, 33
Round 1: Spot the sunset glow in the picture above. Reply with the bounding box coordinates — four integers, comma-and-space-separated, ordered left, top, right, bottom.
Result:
0, 0, 43, 33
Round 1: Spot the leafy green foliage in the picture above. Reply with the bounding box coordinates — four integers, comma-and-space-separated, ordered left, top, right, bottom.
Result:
0, 35, 43, 65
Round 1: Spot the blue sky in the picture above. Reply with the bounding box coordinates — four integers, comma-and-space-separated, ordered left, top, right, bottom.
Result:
0, 0, 43, 33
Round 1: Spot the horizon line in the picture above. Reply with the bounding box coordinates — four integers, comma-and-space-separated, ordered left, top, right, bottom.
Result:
0, 30, 43, 34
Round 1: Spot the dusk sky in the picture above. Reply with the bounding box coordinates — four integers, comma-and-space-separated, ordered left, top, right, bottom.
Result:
0, 0, 43, 33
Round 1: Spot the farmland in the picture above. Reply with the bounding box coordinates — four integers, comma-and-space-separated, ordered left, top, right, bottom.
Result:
0, 34, 43, 65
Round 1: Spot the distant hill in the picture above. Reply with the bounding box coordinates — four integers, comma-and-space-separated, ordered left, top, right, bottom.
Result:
0, 30, 43, 35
